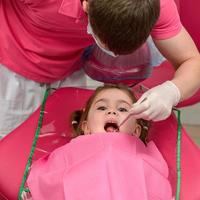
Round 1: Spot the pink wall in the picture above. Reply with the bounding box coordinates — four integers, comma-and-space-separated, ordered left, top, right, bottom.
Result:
179, 0, 200, 50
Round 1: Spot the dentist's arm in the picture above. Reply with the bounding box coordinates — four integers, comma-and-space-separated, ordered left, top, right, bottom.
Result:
155, 27, 200, 100
130, 27, 200, 121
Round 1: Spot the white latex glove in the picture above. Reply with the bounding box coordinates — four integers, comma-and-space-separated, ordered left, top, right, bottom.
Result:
130, 81, 181, 121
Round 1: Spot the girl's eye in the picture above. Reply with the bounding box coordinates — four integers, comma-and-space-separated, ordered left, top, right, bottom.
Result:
118, 107, 128, 112
97, 106, 107, 111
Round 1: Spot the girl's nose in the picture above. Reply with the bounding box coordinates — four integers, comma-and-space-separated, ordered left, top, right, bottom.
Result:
107, 111, 117, 115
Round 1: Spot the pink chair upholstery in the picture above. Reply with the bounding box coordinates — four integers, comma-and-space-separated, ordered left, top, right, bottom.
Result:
148, 115, 200, 199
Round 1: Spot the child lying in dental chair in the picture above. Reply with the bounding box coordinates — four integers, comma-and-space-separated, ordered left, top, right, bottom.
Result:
26, 84, 172, 200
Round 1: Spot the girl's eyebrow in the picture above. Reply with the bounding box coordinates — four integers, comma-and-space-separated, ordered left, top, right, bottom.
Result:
117, 100, 131, 107
94, 98, 107, 105
94, 98, 131, 106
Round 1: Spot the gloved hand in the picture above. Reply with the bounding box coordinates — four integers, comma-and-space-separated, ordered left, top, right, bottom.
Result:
130, 81, 181, 121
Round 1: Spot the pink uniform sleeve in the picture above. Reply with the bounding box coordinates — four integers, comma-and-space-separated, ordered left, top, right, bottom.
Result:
151, 0, 182, 40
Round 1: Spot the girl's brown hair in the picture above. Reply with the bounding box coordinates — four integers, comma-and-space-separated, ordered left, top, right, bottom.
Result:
71, 84, 150, 144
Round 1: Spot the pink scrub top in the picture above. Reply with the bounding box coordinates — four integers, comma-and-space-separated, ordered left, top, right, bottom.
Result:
0, 0, 181, 83
27, 133, 172, 200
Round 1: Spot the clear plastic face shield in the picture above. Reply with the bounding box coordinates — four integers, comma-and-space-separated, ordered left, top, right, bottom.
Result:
87, 21, 118, 57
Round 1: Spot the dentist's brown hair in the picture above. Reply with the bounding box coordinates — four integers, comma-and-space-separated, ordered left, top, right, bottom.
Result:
88, 0, 160, 55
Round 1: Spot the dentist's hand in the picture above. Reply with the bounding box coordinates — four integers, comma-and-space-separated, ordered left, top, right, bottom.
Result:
130, 81, 181, 121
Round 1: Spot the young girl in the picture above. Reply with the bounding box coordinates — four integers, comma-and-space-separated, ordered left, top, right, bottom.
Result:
26, 84, 172, 199
71, 84, 149, 143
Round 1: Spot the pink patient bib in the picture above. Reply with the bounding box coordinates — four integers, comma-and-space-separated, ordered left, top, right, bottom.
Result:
27, 133, 172, 200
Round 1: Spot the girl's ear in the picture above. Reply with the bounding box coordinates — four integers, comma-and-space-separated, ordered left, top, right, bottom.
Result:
133, 124, 141, 138
81, 120, 91, 135
82, 0, 89, 13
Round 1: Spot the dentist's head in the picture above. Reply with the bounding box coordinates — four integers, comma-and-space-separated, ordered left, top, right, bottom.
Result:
82, 0, 160, 55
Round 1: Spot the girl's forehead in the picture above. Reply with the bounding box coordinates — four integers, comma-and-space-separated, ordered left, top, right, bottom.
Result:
93, 89, 133, 103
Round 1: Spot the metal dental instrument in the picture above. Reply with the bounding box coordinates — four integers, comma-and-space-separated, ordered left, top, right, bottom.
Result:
118, 113, 133, 128
119, 84, 149, 128
118, 97, 147, 127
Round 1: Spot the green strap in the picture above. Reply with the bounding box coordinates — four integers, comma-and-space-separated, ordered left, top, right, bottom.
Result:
175, 109, 182, 200
18, 88, 50, 200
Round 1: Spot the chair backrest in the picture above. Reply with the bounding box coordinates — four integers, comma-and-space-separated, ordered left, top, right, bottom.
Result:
148, 114, 200, 199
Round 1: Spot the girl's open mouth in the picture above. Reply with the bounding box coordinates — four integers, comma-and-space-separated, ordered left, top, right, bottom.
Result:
104, 122, 119, 132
